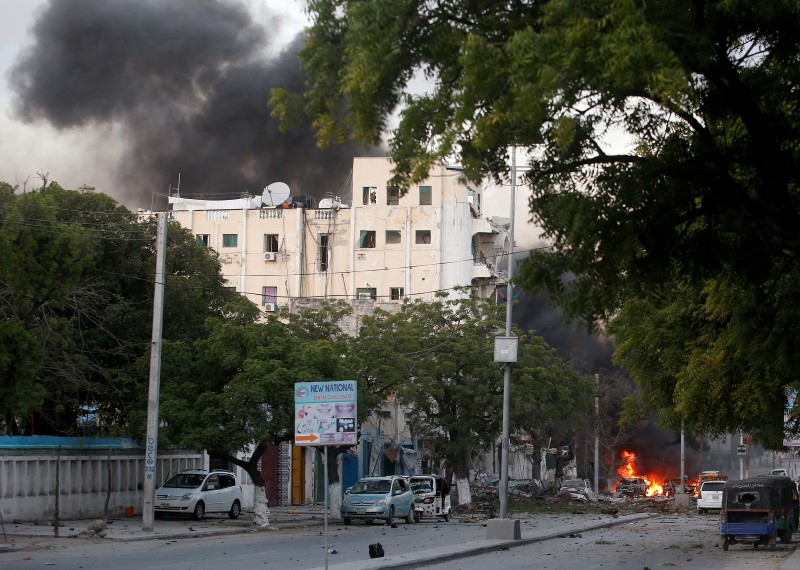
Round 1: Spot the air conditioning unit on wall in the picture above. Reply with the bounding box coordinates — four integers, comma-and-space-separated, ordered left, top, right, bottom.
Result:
263, 303, 276, 312
264, 251, 277, 261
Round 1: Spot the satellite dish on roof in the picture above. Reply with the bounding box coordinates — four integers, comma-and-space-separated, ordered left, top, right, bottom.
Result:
262, 182, 290, 206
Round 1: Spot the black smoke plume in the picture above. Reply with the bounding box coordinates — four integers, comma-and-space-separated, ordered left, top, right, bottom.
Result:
10, 0, 374, 208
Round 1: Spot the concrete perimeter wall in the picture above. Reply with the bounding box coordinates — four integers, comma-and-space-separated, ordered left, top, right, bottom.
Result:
0, 445, 203, 522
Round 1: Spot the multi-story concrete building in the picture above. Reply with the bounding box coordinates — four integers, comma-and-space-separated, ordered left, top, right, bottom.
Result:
163, 157, 510, 506
168, 157, 508, 311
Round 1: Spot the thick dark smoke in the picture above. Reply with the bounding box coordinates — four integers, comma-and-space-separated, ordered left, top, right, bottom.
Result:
509, 263, 702, 476
10, 0, 374, 208
512, 289, 614, 372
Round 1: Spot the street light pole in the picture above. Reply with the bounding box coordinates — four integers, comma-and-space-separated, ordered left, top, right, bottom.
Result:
498, 147, 518, 520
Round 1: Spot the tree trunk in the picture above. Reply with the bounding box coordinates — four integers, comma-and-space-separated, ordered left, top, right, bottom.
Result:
211, 443, 273, 527
454, 457, 472, 506
325, 446, 346, 519
252, 483, 271, 527
329, 480, 342, 518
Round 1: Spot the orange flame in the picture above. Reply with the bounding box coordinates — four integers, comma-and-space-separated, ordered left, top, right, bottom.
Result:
615, 450, 663, 496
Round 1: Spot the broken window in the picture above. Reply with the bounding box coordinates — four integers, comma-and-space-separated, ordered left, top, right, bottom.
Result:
362, 186, 378, 205
390, 287, 404, 300
222, 234, 238, 247
415, 230, 431, 244
419, 185, 432, 206
319, 234, 329, 272
358, 230, 376, 248
386, 230, 401, 245
263, 234, 279, 253
387, 186, 400, 205
196, 234, 210, 248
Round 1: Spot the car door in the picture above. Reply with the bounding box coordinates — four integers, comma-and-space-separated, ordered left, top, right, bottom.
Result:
395, 478, 412, 515
203, 473, 221, 512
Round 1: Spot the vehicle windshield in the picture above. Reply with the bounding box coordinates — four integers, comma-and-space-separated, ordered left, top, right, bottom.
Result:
410, 479, 434, 494
562, 480, 584, 489
162, 473, 206, 489
350, 480, 391, 494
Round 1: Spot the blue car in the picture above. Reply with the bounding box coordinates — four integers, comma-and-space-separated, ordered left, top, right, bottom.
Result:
341, 476, 415, 525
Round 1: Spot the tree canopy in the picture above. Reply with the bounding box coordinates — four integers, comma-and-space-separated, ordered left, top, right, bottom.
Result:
273, 0, 800, 442
0, 182, 237, 435
351, 293, 589, 498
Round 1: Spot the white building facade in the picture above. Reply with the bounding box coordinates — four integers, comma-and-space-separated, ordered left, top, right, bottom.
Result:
164, 157, 510, 507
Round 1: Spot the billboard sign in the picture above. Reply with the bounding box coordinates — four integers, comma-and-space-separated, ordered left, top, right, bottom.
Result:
294, 381, 357, 446
785, 390, 800, 447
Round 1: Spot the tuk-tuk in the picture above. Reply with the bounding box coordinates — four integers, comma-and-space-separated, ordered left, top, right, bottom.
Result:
720, 475, 799, 551
409, 474, 451, 523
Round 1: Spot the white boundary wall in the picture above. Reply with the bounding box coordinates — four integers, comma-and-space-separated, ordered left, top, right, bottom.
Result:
0, 449, 203, 522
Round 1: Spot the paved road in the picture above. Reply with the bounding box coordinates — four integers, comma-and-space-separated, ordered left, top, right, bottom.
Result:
426, 513, 793, 570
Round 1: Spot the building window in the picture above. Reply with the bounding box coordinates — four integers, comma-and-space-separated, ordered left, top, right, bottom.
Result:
387, 186, 400, 206
196, 234, 210, 247
262, 286, 277, 306
386, 230, 401, 245
419, 185, 432, 206
415, 230, 431, 244
222, 234, 238, 247
362, 186, 378, 205
390, 287, 404, 300
263, 234, 279, 252
356, 288, 376, 300
319, 234, 329, 272
358, 230, 376, 248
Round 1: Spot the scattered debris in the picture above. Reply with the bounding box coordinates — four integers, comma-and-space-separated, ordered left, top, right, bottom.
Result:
369, 543, 384, 558
77, 519, 107, 539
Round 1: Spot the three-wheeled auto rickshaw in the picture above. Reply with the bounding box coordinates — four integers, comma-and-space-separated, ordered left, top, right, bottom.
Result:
720, 475, 799, 551
410, 474, 451, 523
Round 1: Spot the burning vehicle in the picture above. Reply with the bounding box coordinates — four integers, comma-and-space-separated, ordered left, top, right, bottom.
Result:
613, 450, 664, 496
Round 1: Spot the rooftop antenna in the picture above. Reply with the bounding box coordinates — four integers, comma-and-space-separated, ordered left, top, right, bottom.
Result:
169, 173, 181, 198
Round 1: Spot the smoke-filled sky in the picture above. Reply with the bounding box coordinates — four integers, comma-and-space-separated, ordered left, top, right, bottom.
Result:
0, 0, 374, 209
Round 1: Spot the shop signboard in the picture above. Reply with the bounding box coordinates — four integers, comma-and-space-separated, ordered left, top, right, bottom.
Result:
294, 381, 357, 447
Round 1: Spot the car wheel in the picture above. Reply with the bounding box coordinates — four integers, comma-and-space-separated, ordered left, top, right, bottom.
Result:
343, 517, 351, 526
443, 512, 450, 523
229, 500, 241, 519
386, 506, 395, 525
414, 511, 421, 523
405, 507, 413, 524
192, 501, 205, 521
154, 511, 164, 519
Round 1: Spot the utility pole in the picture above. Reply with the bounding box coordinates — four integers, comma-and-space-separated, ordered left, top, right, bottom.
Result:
594, 374, 599, 494
680, 426, 685, 493
142, 213, 167, 532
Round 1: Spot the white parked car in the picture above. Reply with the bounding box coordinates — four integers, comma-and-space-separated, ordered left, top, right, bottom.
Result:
697, 480, 725, 513
155, 469, 242, 520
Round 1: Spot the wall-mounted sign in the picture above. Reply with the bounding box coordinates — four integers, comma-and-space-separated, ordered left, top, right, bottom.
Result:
294, 381, 357, 446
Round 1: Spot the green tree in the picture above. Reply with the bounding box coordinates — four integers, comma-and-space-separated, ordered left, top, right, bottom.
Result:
0, 182, 236, 435
510, 337, 593, 483
352, 293, 586, 506
157, 300, 362, 526
273, 0, 800, 439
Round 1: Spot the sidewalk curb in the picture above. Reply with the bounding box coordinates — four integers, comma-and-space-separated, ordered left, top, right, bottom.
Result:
312, 512, 658, 570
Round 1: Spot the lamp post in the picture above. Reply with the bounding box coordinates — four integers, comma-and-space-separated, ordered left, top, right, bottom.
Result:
497, 147, 518, 520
